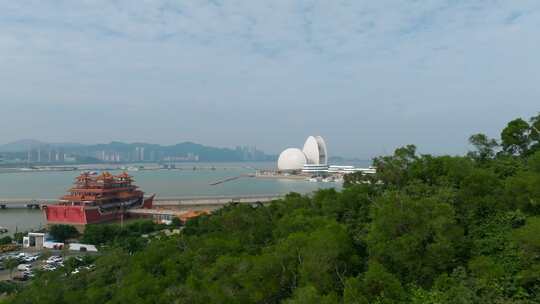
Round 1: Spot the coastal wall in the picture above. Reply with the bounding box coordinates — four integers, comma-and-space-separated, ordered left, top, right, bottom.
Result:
0, 194, 285, 209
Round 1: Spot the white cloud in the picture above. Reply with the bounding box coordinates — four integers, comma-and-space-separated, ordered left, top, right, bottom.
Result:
0, 1, 539, 157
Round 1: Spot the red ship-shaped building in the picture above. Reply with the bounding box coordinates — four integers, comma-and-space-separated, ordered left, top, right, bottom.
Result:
43, 172, 154, 230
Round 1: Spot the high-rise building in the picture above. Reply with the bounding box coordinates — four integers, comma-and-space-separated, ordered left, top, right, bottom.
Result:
134, 147, 145, 161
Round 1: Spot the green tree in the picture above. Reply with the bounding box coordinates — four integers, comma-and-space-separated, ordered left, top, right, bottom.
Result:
343, 261, 407, 304
0, 236, 12, 245
504, 171, 540, 214
343, 277, 369, 304
433, 268, 477, 304
367, 192, 463, 285
529, 113, 540, 153
503, 151, 540, 214
12, 231, 26, 244
468, 133, 498, 161
343, 171, 381, 188
274, 223, 357, 293
467, 256, 509, 302
40, 248, 52, 261
372, 145, 418, 187
49, 224, 79, 242
8, 113, 540, 304
171, 216, 182, 227
408, 155, 473, 187
284, 285, 339, 304
0, 281, 19, 296
513, 217, 540, 262
409, 286, 442, 304
81, 223, 122, 244
360, 261, 406, 304
528, 150, 540, 173
458, 168, 505, 220
501, 118, 531, 156
60, 242, 70, 258
3, 257, 19, 279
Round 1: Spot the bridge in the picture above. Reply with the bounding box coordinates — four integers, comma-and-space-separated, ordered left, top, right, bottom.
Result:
0, 194, 285, 209
0, 199, 54, 209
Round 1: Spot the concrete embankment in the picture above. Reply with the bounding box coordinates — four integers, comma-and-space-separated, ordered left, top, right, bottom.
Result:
0, 195, 285, 209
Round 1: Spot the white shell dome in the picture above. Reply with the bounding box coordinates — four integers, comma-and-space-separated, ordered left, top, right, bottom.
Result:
278, 148, 307, 171
302, 136, 328, 165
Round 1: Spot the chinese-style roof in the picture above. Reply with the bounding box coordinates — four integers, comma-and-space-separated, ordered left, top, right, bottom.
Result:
60, 171, 143, 203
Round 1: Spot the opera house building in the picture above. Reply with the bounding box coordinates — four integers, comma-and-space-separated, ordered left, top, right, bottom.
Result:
277, 136, 328, 173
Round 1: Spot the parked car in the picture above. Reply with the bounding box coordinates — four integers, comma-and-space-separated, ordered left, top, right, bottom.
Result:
42, 264, 57, 271
23, 255, 38, 263
23, 270, 35, 278
46, 256, 63, 264
13, 272, 28, 281
17, 263, 32, 271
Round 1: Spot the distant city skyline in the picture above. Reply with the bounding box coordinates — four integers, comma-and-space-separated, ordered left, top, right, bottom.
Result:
0, 139, 275, 164
1, 1, 539, 158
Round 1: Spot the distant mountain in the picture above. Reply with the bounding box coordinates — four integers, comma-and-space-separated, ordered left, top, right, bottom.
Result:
0, 139, 85, 152
0, 140, 276, 162
71, 141, 275, 162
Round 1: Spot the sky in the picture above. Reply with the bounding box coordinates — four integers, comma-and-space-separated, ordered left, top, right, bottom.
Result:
1, 1, 539, 158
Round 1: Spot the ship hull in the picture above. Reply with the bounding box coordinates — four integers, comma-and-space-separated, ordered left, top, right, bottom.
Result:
44, 196, 155, 229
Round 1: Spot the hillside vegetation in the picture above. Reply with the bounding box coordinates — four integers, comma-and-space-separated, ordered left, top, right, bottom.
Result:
4, 114, 540, 303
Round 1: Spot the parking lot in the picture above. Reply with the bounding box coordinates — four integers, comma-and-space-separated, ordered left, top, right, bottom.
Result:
1, 250, 97, 282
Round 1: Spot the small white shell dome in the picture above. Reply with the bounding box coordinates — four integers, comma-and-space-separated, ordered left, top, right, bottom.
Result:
277, 148, 307, 171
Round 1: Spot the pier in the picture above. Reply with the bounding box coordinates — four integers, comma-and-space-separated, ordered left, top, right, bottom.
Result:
209, 174, 254, 186
0, 199, 55, 209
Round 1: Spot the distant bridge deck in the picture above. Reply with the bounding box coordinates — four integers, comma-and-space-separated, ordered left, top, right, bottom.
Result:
0, 194, 286, 209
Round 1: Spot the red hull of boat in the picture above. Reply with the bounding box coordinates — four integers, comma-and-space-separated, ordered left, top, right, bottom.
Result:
44, 196, 154, 226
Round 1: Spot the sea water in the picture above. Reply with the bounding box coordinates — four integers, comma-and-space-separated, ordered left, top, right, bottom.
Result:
0, 162, 361, 235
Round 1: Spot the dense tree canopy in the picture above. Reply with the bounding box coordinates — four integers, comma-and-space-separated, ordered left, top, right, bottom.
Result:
3, 113, 540, 303
49, 224, 79, 242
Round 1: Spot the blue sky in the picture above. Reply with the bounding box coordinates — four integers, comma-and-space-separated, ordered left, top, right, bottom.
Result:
1, 1, 539, 158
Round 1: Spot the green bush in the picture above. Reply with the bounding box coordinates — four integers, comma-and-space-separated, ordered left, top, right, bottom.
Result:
49, 224, 79, 242
0, 236, 12, 245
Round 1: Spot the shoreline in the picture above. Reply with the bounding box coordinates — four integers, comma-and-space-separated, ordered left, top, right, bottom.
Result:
0, 161, 275, 174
